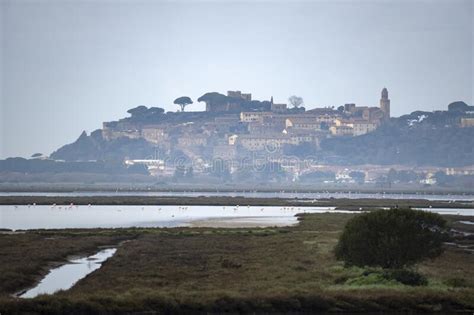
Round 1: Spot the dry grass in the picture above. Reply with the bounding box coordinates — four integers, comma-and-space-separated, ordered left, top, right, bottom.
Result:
0, 213, 473, 314
0, 231, 134, 295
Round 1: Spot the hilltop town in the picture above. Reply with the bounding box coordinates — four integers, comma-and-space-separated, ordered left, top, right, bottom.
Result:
2, 88, 473, 188
99, 88, 390, 163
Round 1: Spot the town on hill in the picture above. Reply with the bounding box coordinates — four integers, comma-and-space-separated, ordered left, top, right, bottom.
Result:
96, 88, 389, 161
1, 89, 474, 188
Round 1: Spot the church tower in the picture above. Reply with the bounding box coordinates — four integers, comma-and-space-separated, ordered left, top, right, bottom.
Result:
380, 87, 390, 120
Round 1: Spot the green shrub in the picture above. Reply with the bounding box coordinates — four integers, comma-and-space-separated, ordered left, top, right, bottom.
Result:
345, 272, 398, 286
335, 208, 447, 269
333, 275, 349, 284
382, 269, 428, 286
341, 269, 427, 286
445, 277, 469, 288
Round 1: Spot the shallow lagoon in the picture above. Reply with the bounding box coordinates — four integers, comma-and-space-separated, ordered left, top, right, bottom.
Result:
1, 205, 472, 230
0, 205, 340, 230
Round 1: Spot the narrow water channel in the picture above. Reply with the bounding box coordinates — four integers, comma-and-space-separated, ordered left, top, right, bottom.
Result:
19, 248, 116, 298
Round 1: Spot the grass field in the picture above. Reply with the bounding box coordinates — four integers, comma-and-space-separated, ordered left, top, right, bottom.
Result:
0, 213, 473, 314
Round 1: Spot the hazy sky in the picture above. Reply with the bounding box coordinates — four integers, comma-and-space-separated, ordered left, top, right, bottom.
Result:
1, 0, 472, 158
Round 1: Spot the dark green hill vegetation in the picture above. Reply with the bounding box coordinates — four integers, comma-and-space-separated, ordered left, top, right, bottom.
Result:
448, 101, 474, 113
321, 123, 474, 166
49, 130, 159, 162
124, 107, 220, 124
318, 105, 474, 166
0, 158, 149, 175
198, 92, 272, 112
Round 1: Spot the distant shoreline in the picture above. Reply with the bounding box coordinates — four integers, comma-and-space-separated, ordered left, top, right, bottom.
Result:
0, 183, 473, 195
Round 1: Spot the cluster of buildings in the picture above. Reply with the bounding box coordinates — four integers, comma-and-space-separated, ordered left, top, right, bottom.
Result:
97, 88, 474, 182
224, 88, 389, 152
102, 88, 391, 167
460, 117, 474, 128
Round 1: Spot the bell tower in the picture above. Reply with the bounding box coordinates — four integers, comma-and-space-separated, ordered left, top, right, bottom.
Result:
380, 87, 390, 120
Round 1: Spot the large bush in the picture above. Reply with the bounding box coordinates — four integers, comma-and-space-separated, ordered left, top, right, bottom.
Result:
335, 209, 448, 269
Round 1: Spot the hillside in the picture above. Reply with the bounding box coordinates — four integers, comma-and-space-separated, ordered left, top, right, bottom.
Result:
49, 110, 474, 167
320, 123, 474, 167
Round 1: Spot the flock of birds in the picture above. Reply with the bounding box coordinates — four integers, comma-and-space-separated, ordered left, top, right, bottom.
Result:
10, 203, 468, 223
11, 203, 312, 223
13, 203, 468, 218
15, 203, 306, 214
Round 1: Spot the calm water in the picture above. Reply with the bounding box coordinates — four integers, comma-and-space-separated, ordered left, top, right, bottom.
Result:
0, 190, 473, 201
19, 248, 116, 298
0, 205, 341, 230
419, 208, 474, 216
0, 205, 472, 230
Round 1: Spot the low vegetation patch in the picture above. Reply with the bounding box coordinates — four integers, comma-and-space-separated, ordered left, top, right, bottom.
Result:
338, 268, 428, 287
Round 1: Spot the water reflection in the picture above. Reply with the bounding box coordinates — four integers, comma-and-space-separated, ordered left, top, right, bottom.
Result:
19, 248, 116, 298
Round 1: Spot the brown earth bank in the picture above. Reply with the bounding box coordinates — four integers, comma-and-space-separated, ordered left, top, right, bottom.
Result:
0, 213, 473, 314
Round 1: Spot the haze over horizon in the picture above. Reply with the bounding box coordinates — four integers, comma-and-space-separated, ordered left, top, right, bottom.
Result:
1, 0, 473, 159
